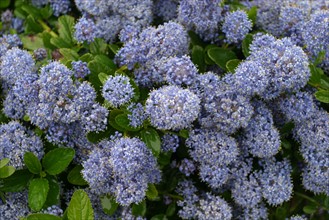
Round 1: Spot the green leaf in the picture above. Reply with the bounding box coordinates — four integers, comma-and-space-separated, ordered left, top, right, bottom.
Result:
57, 15, 75, 45
275, 206, 287, 219
158, 152, 172, 167
50, 37, 72, 48
0, 158, 10, 169
146, 184, 158, 200
42, 148, 75, 175
188, 31, 206, 47
21, 4, 42, 19
115, 114, 141, 131
0, 169, 34, 192
314, 90, 329, 103
67, 165, 88, 186
100, 194, 119, 216
98, 72, 109, 85
226, 59, 241, 72
94, 54, 117, 71
42, 32, 56, 50
25, 15, 43, 33
320, 78, 329, 90
108, 44, 119, 55
80, 53, 93, 63
247, 6, 257, 25
27, 214, 61, 220
207, 47, 237, 70
59, 48, 79, 61
67, 189, 94, 220
178, 129, 189, 139
308, 64, 322, 87
191, 45, 205, 73
0, 0, 10, 8
21, 35, 44, 50
140, 128, 161, 157
28, 178, 49, 211
90, 38, 108, 55
108, 110, 126, 132
242, 34, 253, 58
24, 152, 42, 174
132, 200, 146, 217
44, 176, 60, 208
303, 205, 317, 214
166, 203, 176, 217
151, 214, 168, 220
0, 166, 15, 178
314, 50, 326, 66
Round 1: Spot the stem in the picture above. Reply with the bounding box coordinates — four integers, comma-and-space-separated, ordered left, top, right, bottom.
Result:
295, 192, 321, 206
37, 19, 58, 38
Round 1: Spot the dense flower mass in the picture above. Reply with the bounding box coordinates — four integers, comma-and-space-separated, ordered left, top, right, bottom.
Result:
0, 0, 328, 219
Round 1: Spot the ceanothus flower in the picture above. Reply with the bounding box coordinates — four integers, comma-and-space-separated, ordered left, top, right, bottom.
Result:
179, 159, 196, 177
74, 16, 97, 44
154, 0, 178, 21
177, 0, 223, 42
161, 133, 179, 152
127, 103, 147, 128
33, 48, 47, 61
49, 0, 71, 16
72, 60, 90, 79
0, 191, 30, 219
0, 121, 44, 169
146, 85, 200, 130
222, 10, 252, 44
256, 159, 293, 206
302, 164, 329, 195
102, 75, 135, 108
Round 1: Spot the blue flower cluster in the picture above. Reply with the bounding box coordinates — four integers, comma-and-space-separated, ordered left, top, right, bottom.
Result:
82, 136, 161, 206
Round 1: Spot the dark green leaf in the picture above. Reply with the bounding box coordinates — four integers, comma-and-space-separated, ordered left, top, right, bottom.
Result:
247, 6, 257, 25
100, 194, 119, 216
207, 47, 237, 70
226, 59, 241, 72
0, 166, 15, 178
42, 32, 56, 50
0, 169, 34, 192
25, 15, 43, 33
158, 152, 172, 167
320, 78, 329, 90
44, 176, 60, 208
204, 45, 217, 65
94, 54, 117, 71
40, 5, 53, 19
28, 178, 49, 211
80, 53, 93, 63
115, 114, 141, 131
27, 214, 61, 220
108, 110, 126, 132
0, 0, 10, 8
90, 38, 108, 55
50, 37, 72, 48
151, 214, 168, 220
42, 148, 75, 175
178, 129, 189, 139
242, 34, 253, 58
314, 50, 326, 66
24, 152, 42, 174
67, 165, 88, 186
188, 31, 205, 47
140, 128, 161, 157
314, 90, 329, 103
308, 64, 322, 87
192, 45, 205, 73
21, 4, 41, 19
132, 200, 146, 217
166, 203, 176, 217
303, 205, 317, 214
108, 44, 119, 55
275, 206, 287, 219
146, 184, 158, 200
0, 158, 10, 169
67, 189, 94, 220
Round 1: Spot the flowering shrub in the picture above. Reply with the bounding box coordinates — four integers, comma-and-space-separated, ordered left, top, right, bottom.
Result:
0, 0, 328, 219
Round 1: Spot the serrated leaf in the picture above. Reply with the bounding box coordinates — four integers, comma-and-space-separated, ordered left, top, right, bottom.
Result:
314, 90, 329, 103
242, 34, 253, 58
100, 194, 119, 216
27, 214, 61, 220
192, 45, 205, 73
67, 189, 94, 220
140, 128, 161, 157
0, 166, 15, 178
0, 169, 34, 192
226, 59, 241, 72
115, 114, 141, 131
207, 47, 237, 70
0, 158, 10, 169
44, 176, 60, 208
42, 148, 75, 175
24, 152, 42, 174
67, 165, 88, 186
132, 200, 146, 217
303, 205, 317, 214
146, 183, 158, 200
28, 178, 49, 211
